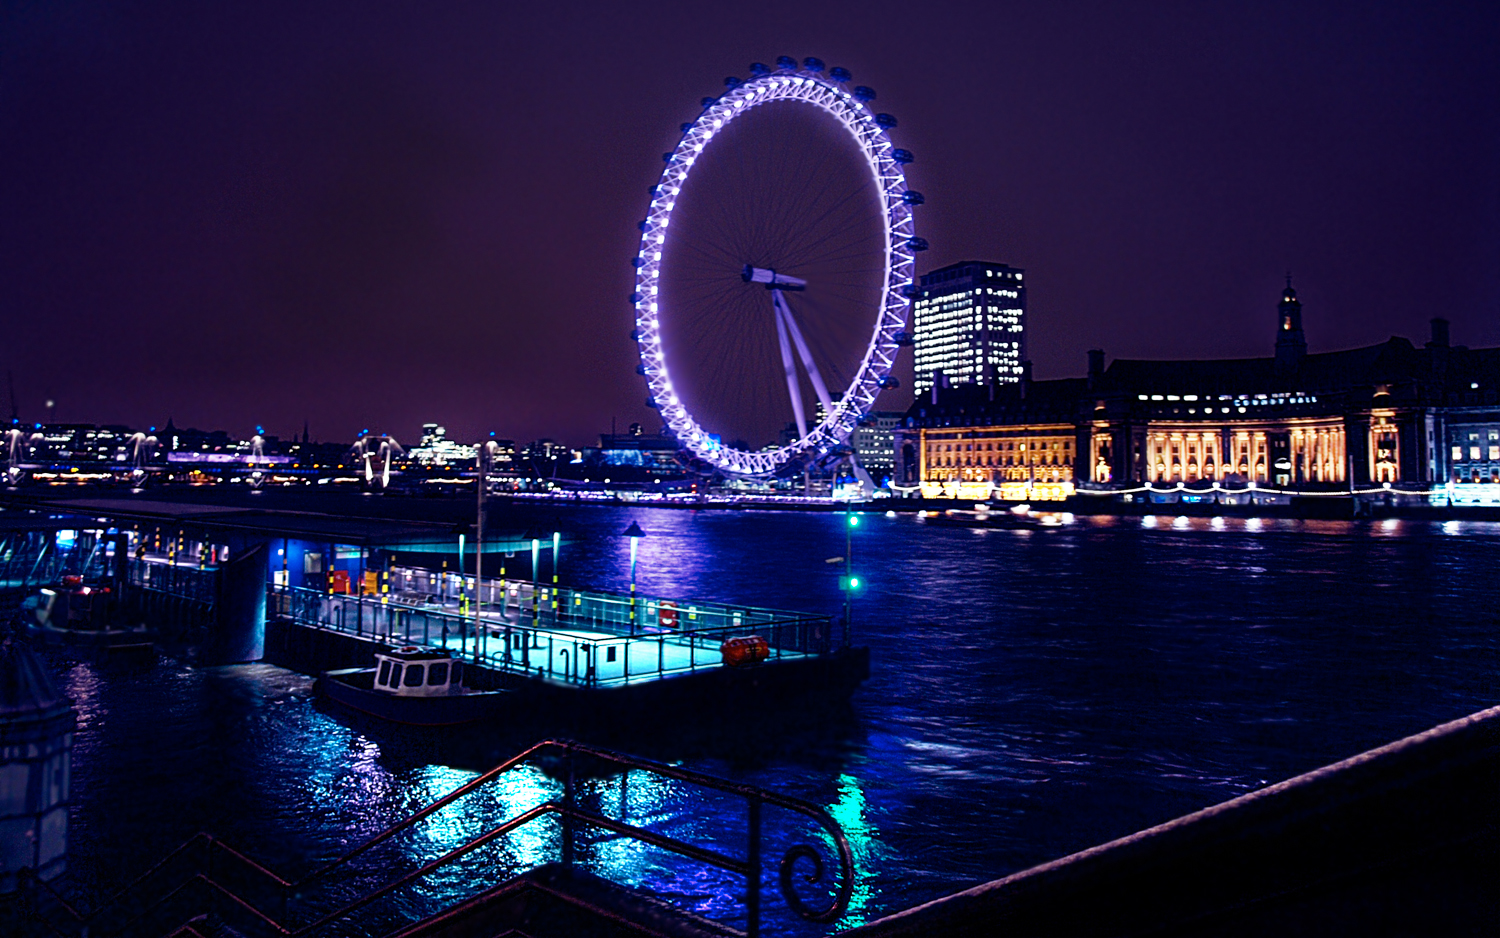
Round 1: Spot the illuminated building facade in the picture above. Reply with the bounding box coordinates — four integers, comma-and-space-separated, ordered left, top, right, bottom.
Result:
408, 424, 477, 466
911, 261, 1026, 398
851, 411, 902, 481
898, 287, 1500, 500
896, 377, 1085, 501
593, 424, 683, 478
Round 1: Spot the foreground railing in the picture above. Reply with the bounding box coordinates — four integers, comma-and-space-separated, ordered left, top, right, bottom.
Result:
23, 739, 853, 938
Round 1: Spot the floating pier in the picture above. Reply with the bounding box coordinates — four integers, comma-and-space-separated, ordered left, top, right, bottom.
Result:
264, 568, 867, 737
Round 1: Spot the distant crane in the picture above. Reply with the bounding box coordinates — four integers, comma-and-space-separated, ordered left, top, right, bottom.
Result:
3, 428, 42, 487
127, 432, 158, 489
247, 433, 267, 489
351, 433, 403, 490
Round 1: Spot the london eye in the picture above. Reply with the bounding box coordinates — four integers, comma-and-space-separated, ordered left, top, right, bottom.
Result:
631, 57, 924, 477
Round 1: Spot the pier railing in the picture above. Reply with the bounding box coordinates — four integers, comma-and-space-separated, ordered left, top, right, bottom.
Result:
125, 558, 218, 605
0, 529, 112, 593
270, 582, 835, 687
22, 738, 853, 938
387, 564, 821, 639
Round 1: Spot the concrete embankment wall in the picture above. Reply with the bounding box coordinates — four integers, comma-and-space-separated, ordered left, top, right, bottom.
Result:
263, 617, 392, 672
846, 703, 1499, 937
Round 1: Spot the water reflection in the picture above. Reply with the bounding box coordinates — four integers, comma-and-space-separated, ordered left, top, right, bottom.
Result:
828, 773, 880, 929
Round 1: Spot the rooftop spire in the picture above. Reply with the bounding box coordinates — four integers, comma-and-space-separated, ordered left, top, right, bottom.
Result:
1274, 278, 1306, 371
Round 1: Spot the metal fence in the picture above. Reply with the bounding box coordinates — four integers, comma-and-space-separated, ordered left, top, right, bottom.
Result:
388, 566, 829, 651
126, 558, 219, 605
271, 574, 835, 689
0, 529, 113, 592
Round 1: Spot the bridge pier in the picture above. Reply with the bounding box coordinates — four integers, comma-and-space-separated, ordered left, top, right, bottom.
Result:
203, 537, 267, 664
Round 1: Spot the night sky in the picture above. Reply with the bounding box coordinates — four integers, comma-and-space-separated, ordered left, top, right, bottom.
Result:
3, 2, 1497, 446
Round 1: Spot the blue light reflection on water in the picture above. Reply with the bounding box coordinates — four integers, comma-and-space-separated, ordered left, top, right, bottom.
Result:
59, 511, 1500, 935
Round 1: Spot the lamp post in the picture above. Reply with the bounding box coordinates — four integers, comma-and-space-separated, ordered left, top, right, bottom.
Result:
623, 521, 645, 634
529, 531, 541, 627
552, 530, 561, 619
841, 511, 860, 645
474, 442, 487, 663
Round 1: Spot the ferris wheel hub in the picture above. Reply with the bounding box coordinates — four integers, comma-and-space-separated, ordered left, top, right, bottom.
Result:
741, 265, 807, 291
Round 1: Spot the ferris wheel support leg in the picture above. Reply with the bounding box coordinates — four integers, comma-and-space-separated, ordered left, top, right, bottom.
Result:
773, 289, 835, 420
773, 296, 808, 443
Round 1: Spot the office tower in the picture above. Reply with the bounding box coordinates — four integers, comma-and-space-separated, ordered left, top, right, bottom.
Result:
911, 261, 1027, 398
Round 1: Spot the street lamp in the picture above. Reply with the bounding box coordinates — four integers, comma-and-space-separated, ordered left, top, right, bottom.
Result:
840, 512, 861, 643
474, 441, 489, 663
526, 529, 542, 627
623, 521, 645, 633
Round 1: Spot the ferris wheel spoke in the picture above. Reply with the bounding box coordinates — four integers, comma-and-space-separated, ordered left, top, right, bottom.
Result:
788, 294, 856, 391
671, 233, 743, 269
773, 178, 880, 264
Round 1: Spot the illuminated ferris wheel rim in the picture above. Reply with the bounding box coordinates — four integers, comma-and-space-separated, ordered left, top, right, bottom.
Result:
631, 61, 919, 477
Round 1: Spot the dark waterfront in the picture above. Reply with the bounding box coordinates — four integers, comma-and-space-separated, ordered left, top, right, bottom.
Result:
55, 508, 1500, 934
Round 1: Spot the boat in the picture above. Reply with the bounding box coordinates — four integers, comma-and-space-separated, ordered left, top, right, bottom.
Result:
20, 579, 157, 666
316, 646, 511, 726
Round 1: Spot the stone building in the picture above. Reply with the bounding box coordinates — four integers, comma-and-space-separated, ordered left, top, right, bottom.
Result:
898, 284, 1500, 501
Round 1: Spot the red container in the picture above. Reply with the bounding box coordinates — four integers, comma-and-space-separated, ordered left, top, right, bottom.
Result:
658, 601, 679, 629
720, 635, 770, 668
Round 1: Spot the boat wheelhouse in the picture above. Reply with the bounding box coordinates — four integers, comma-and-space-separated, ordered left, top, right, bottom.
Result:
373, 646, 464, 697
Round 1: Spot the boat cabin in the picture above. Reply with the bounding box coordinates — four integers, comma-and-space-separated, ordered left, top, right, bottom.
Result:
372, 647, 464, 697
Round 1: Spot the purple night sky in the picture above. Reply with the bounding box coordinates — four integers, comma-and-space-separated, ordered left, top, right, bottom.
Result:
3, 2, 1497, 446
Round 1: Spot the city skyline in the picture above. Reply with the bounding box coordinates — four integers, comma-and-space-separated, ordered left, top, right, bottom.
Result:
3, 3, 1497, 446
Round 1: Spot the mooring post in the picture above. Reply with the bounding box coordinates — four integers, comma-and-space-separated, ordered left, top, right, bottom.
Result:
746, 795, 762, 938
562, 747, 576, 866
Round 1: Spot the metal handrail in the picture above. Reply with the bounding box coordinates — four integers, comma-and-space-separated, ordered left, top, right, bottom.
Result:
23, 738, 853, 938
278, 581, 832, 644
273, 584, 837, 686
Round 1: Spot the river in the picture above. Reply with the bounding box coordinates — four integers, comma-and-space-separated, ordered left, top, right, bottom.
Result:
53, 508, 1500, 935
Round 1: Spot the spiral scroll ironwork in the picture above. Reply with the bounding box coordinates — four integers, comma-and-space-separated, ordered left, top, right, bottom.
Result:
776, 809, 856, 923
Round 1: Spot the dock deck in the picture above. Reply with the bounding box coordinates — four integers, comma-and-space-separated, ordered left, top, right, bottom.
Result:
265, 564, 840, 688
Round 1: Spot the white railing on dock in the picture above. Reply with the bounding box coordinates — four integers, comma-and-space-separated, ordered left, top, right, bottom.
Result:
269, 581, 837, 689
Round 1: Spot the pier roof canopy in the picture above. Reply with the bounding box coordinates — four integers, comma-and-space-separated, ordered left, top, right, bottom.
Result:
0, 494, 465, 549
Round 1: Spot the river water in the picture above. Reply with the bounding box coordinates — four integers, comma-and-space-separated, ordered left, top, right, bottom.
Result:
53, 508, 1500, 935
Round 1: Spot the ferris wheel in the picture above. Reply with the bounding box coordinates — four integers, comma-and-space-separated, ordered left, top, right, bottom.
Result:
631, 56, 925, 477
